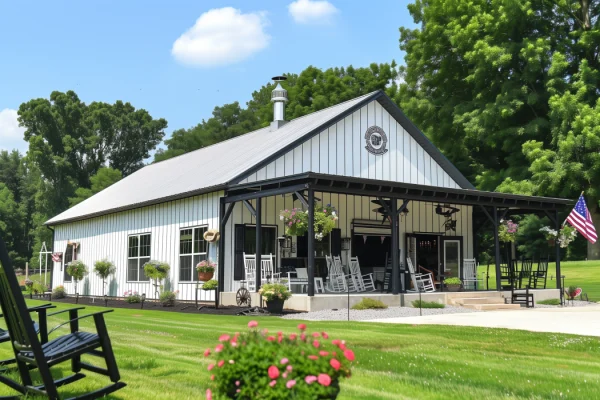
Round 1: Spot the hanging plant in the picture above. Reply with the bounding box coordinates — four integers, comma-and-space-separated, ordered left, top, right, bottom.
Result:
539, 225, 577, 248
280, 204, 338, 241
498, 219, 518, 243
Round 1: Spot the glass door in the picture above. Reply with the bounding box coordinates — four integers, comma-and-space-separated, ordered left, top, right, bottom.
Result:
439, 236, 462, 279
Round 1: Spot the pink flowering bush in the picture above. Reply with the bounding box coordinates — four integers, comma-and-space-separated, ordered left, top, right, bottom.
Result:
204, 321, 354, 399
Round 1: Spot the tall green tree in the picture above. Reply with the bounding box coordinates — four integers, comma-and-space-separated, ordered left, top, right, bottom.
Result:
69, 167, 123, 207
155, 63, 399, 162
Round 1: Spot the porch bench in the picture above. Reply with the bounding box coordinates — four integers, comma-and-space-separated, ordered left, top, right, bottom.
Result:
511, 285, 534, 308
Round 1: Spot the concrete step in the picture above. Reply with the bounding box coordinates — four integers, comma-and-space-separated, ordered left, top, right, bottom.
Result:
452, 297, 507, 305
445, 292, 504, 299
463, 303, 522, 311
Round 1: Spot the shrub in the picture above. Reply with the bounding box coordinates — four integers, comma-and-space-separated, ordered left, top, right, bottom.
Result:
66, 260, 88, 281
444, 277, 462, 285
196, 260, 216, 273
124, 290, 142, 304
159, 290, 179, 307
205, 321, 354, 399
202, 279, 218, 291
412, 300, 445, 308
259, 283, 292, 302
351, 298, 388, 310
537, 298, 561, 305
52, 285, 66, 299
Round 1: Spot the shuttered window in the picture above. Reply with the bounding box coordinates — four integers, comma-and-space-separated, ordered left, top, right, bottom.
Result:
63, 243, 79, 282
127, 234, 151, 282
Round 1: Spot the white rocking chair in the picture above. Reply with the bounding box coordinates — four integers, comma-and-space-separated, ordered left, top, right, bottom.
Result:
462, 259, 482, 290
348, 257, 376, 292
242, 253, 257, 292
260, 253, 280, 283
406, 257, 436, 293
325, 255, 347, 292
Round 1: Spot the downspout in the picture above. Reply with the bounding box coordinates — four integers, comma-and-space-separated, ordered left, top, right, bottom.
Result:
46, 225, 55, 290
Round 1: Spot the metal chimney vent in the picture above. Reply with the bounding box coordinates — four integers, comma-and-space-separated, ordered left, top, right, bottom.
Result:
270, 76, 288, 131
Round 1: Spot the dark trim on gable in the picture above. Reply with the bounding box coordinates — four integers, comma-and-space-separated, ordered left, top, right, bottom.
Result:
227, 91, 384, 185
376, 93, 475, 189
231, 90, 475, 190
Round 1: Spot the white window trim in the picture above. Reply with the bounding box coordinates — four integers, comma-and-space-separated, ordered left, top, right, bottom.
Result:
179, 225, 209, 283
63, 243, 78, 282
127, 233, 151, 283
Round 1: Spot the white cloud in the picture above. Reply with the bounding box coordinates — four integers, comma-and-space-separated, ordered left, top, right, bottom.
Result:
288, 0, 338, 24
0, 109, 27, 152
171, 7, 270, 67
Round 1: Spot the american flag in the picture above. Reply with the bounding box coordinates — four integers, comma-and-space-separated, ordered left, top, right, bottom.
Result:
566, 194, 597, 244
51, 253, 62, 262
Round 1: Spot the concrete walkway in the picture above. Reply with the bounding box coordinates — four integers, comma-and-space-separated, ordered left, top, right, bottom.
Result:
366, 305, 600, 337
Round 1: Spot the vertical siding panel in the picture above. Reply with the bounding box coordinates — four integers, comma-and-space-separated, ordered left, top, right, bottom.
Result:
367, 101, 375, 179
320, 129, 329, 174
328, 125, 337, 175
336, 120, 344, 176
390, 111, 397, 182
352, 111, 361, 178
360, 107, 368, 179
284, 150, 294, 177
293, 146, 302, 174
311, 135, 320, 172
376, 102, 385, 181
344, 116, 352, 176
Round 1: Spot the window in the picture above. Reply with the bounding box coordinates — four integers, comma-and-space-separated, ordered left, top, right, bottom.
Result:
63, 243, 80, 282
128, 234, 151, 282
179, 227, 208, 282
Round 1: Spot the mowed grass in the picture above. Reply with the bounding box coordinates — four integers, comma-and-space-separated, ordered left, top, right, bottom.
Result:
480, 260, 600, 300
0, 301, 599, 399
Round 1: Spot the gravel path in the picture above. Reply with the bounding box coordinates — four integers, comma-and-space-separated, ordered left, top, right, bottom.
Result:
281, 305, 479, 321
535, 300, 598, 308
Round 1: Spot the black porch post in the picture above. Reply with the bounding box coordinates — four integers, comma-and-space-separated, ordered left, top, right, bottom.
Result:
218, 199, 226, 294
493, 206, 502, 290
255, 198, 262, 292
555, 209, 562, 292
391, 198, 400, 294
307, 189, 315, 297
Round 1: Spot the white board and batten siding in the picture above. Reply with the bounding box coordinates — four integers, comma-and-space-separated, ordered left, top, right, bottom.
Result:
237, 99, 461, 189
52, 191, 222, 302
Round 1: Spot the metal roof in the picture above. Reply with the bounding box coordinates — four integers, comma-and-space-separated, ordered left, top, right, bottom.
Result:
47, 91, 383, 225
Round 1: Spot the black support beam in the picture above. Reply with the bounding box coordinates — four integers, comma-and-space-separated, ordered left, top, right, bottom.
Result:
255, 198, 262, 293
391, 198, 399, 294
307, 189, 315, 297
493, 206, 502, 290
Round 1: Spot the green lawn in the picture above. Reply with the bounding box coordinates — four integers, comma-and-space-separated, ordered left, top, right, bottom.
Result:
480, 260, 600, 301
1, 301, 599, 399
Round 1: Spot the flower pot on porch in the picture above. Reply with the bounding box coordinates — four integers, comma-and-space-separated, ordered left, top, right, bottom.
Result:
265, 298, 284, 314
198, 271, 214, 282
446, 284, 461, 292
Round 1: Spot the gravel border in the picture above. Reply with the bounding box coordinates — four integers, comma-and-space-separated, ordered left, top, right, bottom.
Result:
535, 300, 598, 308
281, 305, 480, 321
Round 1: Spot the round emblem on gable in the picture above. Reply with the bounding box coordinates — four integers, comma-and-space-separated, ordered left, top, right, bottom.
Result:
364, 126, 388, 155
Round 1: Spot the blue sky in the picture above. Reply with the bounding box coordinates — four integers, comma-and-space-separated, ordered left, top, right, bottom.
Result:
0, 0, 415, 153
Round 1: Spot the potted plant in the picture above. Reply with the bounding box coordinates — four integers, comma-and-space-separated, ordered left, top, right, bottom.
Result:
94, 259, 116, 297
539, 226, 558, 246
566, 285, 582, 300
143, 260, 170, 297
259, 283, 292, 314
540, 225, 577, 247
444, 277, 462, 292
196, 260, 216, 281
498, 219, 518, 243
280, 204, 338, 241
202, 279, 218, 291
67, 260, 88, 297
204, 321, 354, 399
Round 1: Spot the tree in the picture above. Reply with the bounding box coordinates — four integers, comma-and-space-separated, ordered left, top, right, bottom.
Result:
397, 0, 599, 259
0, 183, 20, 261
155, 63, 399, 162
69, 167, 123, 207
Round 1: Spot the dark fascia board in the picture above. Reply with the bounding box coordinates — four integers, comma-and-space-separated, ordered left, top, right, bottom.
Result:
226, 172, 572, 208
45, 184, 228, 227
376, 93, 475, 189
229, 90, 475, 190
227, 91, 384, 185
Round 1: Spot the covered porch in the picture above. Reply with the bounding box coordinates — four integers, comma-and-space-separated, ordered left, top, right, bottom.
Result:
216, 172, 571, 310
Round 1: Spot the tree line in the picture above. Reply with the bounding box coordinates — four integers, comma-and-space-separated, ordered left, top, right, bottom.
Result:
1, 0, 598, 265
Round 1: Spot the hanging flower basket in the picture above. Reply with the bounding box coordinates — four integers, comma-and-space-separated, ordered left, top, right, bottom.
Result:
540, 225, 577, 248
280, 204, 338, 241
196, 261, 216, 281
498, 219, 518, 243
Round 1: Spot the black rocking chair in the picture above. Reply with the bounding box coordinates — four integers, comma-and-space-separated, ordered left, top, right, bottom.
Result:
0, 236, 126, 399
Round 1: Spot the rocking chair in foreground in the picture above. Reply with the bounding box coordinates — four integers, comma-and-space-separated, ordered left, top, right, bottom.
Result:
0, 236, 126, 399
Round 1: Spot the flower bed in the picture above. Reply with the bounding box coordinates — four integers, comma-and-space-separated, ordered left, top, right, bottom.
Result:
204, 321, 354, 399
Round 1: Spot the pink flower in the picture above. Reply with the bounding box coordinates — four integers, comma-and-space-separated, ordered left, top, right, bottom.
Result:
267, 336, 276, 342
207, 364, 214, 371
210, 374, 215, 381
280, 358, 289, 365
330, 358, 341, 371
319, 351, 329, 357
343, 349, 355, 361
332, 339, 340, 346
286, 380, 297, 389
318, 374, 332, 386
322, 332, 329, 339
289, 333, 297, 340
235, 381, 240, 386
268, 365, 280, 379
312, 332, 320, 338
305, 375, 317, 385
217, 360, 225, 368
215, 344, 224, 353
283, 372, 288, 378
219, 334, 230, 342
269, 380, 277, 387
298, 323, 307, 331
248, 320, 258, 328
286, 365, 293, 372
313, 340, 320, 348
301, 333, 306, 341
206, 388, 212, 400
308, 355, 319, 360
204, 348, 211, 357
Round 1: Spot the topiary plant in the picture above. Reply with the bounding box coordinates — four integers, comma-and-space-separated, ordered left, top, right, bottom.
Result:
66, 260, 88, 295
94, 259, 116, 296
143, 261, 170, 296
